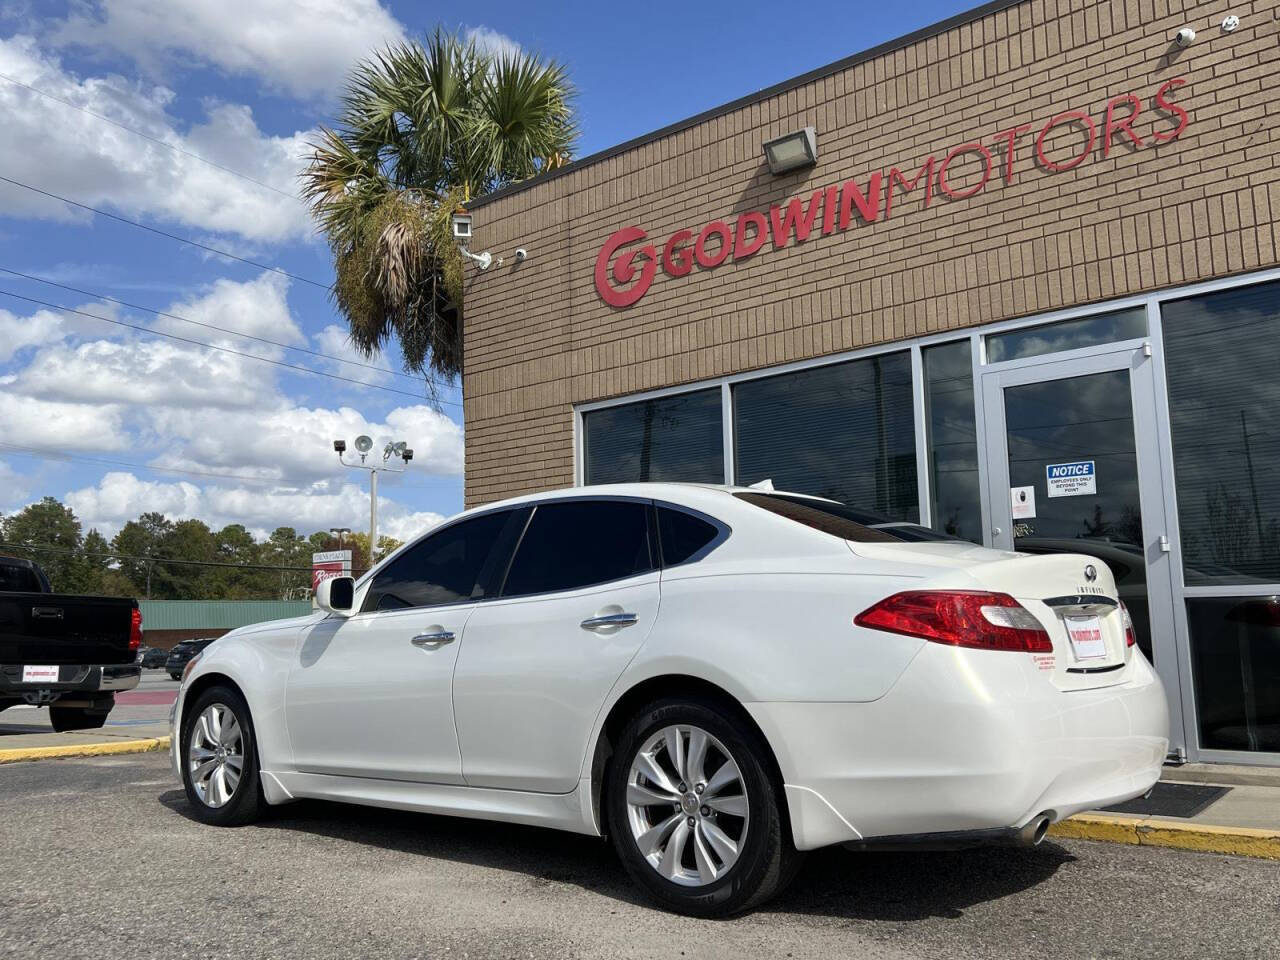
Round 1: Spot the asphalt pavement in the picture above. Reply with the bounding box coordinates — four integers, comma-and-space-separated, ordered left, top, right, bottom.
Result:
1, 752, 1277, 960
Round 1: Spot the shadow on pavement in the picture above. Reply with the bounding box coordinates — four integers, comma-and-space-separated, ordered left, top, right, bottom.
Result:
158, 788, 1073, 919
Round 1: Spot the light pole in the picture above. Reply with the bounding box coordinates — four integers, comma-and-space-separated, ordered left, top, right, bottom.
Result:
332, 436, 413, 565
328, 527, 351, 550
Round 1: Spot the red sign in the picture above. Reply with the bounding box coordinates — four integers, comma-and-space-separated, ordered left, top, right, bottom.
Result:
595, 78, 1189, 308
311, 550, 352, 591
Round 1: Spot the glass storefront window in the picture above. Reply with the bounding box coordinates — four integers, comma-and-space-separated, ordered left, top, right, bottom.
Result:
732, 351, 918, 520
1162, 280, 1280, 586
986, 306, 1147, 362
922, 340, 981, 542
1189, 596, 1280, 753
583, 388, 724, 485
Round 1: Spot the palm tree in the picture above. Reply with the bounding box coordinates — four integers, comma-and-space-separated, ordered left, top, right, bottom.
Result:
303, 29, 576, 383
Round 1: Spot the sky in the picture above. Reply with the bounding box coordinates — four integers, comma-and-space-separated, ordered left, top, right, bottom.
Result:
0, 0, 974, 544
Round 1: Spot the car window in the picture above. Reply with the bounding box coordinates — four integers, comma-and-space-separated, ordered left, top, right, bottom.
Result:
363, 510, 513, 612
657, 506, 724, 566
501, 500, 653, 597
0, 562, 43, 592
734, 492, 901, 543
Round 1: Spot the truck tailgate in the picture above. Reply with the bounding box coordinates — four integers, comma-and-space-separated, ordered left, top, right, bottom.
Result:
0, 593, 140, 665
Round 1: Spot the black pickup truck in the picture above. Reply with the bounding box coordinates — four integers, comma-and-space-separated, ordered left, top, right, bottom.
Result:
0, 556, 142, 732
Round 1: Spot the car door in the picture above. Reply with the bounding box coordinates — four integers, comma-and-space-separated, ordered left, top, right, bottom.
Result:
453, 498, 661, 793
285, 508, 520, 783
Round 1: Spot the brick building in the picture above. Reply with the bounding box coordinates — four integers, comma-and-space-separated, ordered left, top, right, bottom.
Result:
461, 0, 1280, 765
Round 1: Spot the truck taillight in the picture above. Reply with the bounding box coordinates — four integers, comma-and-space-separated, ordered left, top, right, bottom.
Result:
1120, 601, 1137, 648
129, 607, 143, 653
855, 591, 1052, 653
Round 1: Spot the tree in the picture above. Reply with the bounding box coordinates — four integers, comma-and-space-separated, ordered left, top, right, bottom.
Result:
0, 497, 85, 592
302, 29, 576, 381
112, 512, 174, 599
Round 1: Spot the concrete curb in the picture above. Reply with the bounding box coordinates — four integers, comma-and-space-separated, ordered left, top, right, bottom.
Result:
0, 736, 170, 765
1049, 813, 1280, 860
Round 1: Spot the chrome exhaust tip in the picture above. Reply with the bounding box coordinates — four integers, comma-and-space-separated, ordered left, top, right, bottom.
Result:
1015, 814, 1051, 847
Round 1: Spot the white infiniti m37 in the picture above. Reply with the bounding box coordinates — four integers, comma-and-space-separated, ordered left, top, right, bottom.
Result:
172, 483, 1168, 916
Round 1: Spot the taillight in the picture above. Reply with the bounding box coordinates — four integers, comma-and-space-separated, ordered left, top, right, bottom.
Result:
1120, 601, 1137, 648
129, 607, 143, 653
855, 591, 1052, 653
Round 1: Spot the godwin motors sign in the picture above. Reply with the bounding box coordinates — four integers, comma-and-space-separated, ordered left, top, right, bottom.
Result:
594, 79, 1189, 308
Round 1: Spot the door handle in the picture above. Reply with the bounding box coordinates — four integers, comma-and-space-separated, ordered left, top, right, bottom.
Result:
410, 630, 455, 646
580, 612, 638, 630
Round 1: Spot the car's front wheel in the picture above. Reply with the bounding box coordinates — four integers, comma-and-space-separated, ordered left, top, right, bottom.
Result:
180, 685, 263, 826
606, 697, 799, 917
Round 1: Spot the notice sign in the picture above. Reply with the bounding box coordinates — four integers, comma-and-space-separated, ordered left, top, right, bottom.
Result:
1010, 485, 1036, 519
311, 550, 352, 591
1046, 460, 1096, 498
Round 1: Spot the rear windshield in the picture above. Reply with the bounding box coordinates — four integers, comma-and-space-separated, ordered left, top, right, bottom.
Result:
0, 561, 44, 592
734, 493, 901, 543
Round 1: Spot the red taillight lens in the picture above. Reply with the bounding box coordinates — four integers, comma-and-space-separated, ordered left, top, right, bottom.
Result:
855, 591, 1052, 653
129, 607, 143, 653
1120, 601, 1137, 648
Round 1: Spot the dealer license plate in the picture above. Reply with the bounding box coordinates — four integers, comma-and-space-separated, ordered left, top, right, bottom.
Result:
22, 665, 59, 683
1065, 616, 1107, 660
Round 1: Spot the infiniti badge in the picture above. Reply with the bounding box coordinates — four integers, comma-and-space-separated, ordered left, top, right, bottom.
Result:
1084, 564, 1097, 583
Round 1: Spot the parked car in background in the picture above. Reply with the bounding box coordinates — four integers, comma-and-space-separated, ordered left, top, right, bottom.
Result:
140, 646, 169, 669
0, 556, 142, 731
173, 484, 1167, 916
166, 637, 219, 680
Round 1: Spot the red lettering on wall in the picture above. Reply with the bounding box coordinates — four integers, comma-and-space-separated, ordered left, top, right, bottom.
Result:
1152, 77, 1189, 143
937, 143, 993, 200
769, 190, 825, 249
594, 226, 656, 308
695, 220, 733, 267
662, 229, 694, 277
733, 211, 768, 259
822, 184, 840, 235
991, 123, 1031, 183
838, 172, 882, 229
1035, 110, 1097, 172
1103, 94, 1144, 157
885, 157, 935, 219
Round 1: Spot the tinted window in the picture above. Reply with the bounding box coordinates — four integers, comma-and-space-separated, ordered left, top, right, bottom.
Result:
734, 493, 900, 543
0, 561, 43, 592
986, 306, 1146, 362
583, 388, 724, 484
502, 501, 652, 597
657, 507, 722, 566
922, 340, 981, 543
363, 511, 511, 611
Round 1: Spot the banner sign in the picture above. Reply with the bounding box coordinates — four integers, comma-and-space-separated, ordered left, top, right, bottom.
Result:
311, 550, 352, 591
1046, 461, 1097, 498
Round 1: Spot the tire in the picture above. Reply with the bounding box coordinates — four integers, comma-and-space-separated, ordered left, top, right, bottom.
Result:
605, 697, 801, 917
180, 684, 263, 827
169, 673, 181, 681
49, 706, 109, 732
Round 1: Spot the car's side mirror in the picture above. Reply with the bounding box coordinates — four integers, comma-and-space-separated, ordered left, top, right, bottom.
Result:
316, 576, 355, 616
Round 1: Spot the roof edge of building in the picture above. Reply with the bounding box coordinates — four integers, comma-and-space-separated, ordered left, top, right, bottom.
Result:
469, 0, 1026, 210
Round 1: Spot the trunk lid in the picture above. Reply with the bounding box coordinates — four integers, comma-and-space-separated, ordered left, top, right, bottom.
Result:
850, 542, 1131, 689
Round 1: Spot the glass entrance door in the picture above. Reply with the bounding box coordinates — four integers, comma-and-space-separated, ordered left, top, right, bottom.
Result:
981, 348, 1185, 757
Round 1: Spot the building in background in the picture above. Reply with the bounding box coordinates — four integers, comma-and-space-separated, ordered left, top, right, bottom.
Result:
138, 600, 312, 648
460, 0, 1280, 765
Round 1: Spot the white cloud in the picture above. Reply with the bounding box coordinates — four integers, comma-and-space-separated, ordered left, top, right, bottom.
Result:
313, 323, 391, 384
465, 26, 522, 61
0, 306, 66, 363
154, 271, 304, 347
53, 0, 407, 100
0, 395, 129, 451
0, 35, 315, 244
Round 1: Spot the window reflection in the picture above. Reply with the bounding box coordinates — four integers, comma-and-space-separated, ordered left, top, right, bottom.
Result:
1189, 596, 1280, 753
1163, 280, 1280, 586
923, 340, 981, 543
987, 307, 1147, 362
583, 389, 724, 485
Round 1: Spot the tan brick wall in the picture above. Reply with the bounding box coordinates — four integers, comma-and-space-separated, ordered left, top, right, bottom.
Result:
462, 0, 1280, 508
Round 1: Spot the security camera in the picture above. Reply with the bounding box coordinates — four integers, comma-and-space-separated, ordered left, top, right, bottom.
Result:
451, 211, 473, 240
332, 439, 346, 453
1174, 27, 1196, 47
514, 247, 528, 262
402, 448, 414, 463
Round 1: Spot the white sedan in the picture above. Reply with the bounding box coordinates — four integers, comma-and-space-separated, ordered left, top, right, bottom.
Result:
171, 484, 1168, 916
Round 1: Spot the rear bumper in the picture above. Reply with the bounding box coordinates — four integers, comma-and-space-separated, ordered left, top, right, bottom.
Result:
0, 664, 140, 703
747, 645, 1169, 851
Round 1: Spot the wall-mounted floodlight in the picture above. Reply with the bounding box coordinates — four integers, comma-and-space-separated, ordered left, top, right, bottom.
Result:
763, 127, 818, 175
451, 208, 500, 271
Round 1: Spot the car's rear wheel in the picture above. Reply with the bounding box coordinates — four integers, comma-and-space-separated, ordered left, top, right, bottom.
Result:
606, 697, 799, 917
181, 685, 263, 826
49, 705, 109, 732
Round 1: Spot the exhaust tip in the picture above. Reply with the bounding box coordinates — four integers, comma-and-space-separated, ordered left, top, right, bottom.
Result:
1016, 814, 1051, 847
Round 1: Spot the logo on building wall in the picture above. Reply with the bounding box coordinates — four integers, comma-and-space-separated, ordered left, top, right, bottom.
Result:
594, 78, 1189, 308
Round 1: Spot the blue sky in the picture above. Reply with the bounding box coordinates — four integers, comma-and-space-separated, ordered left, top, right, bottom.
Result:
0, 0, 972, 542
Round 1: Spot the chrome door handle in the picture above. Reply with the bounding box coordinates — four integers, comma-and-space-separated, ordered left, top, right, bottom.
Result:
580, 612, 638, 630
410, 631, 455, 646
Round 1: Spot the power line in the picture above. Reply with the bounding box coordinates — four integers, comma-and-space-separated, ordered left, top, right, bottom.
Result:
0, 72, 303, 202
0, 174, 330, 290
0, 265, 447, 387
0, 539, 328, 573
0, 288, 462, 406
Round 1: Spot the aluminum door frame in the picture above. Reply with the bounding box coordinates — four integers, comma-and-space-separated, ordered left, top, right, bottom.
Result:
979, 344, 1187, 760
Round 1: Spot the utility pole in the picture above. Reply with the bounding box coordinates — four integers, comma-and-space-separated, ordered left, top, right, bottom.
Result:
331, 436, 413, 566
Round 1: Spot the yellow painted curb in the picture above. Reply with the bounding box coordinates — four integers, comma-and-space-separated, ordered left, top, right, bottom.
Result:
0, 736, 170, 765
1049, 813, 1280, 860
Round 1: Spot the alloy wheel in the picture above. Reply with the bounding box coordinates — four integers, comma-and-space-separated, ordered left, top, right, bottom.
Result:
624, 724, 749, 887
188, 702, 244, 809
